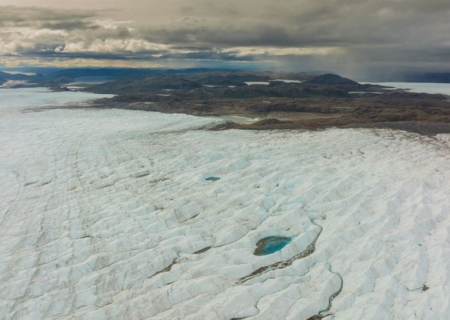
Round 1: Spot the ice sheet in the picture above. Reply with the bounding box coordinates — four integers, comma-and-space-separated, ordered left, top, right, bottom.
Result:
1, 88, 450, 319
362, 82, 450, 96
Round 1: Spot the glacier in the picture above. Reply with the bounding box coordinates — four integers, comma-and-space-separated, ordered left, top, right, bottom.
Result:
1, 88, 450, 319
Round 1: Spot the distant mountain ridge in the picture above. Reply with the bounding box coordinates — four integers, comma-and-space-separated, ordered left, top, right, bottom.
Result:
306, 74, 360, 86
0, 71, 37, 81
46, 68, 149, 79
0, 68, 375, 95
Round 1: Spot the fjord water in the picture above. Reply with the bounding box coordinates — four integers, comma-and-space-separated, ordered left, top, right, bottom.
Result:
2, 88, 450, 319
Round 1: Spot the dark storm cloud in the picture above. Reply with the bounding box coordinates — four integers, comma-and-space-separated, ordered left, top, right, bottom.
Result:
141, 25, 300, 48
137, 0, 450, 49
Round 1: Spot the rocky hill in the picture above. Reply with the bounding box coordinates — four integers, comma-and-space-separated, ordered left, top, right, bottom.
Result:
306, 74, 360, 86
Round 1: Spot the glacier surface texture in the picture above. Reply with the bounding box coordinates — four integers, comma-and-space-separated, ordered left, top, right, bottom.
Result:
1, 88, 450, 319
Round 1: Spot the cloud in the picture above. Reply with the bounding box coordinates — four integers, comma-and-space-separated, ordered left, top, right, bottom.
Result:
40, 21, 100, 31
0, 6, 97, 27
1, 0, 450, 74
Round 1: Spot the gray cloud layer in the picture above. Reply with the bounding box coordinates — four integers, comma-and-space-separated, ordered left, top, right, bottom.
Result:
1, 0, 450, 74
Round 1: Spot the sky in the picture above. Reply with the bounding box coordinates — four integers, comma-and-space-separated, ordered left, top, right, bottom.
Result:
1, 0, 450, 76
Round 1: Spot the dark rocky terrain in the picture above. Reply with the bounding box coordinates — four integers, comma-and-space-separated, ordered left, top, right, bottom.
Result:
3, 68, 450, 133
77, 70, 450, 133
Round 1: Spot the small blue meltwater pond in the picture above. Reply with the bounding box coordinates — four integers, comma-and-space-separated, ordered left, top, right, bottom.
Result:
254, 236, 292, 256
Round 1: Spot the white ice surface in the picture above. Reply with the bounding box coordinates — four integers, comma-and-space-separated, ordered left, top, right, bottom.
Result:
245, 82, 270, 86
0, 88, 113, 115
0, 81, 32, 89
362, 82, 450, 96
0, 71, 36, 76
244, 80, 303, 86
1, 88, 450, 319
272, 79, 303, 84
